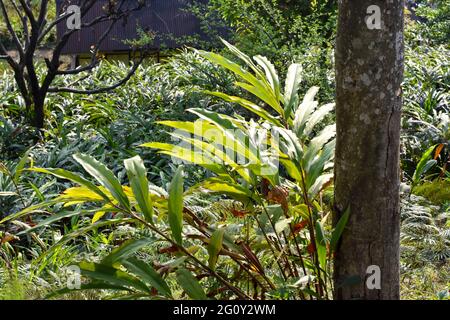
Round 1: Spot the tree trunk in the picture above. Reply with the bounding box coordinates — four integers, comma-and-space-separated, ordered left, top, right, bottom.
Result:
32, 95, 45, 129
333, 0, 404, 300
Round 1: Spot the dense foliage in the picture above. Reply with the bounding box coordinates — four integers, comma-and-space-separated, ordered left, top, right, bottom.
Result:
0, 0, 448, 300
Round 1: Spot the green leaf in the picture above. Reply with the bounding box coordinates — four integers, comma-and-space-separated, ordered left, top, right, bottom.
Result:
260, 205, 284, 228
123, 258, 172, 298
204, 91, 282, 127
308, 173, 333, 199
315, 220, 327, 270
102, 238, 153, 266
188, 108, 259, 163
14, 148, 31, 183
235, 81, 283, 115
92, 211, 106, 224
28, 182, 44, 202
275, 217, 293, 234
141, 141, 225, 175
0, 191, 16, 196
168, 132, 251, 183
207, 228, 225, 270
0, 199, 61, 225
303, 103, 335, 138
412, 145, 438, 186
330, 207, 351, 253
284, 63, 303, 119
56, 186, 105, 206
73, 153, 130, 211
124, 156, 154, 222
199, 49, 277, 111
273, 126, 303, 161
31, 218, 133, 266
303, 125, 336, 168
305, 139, 335, 189
220, 38, 261, 74
293, 86, 320, 134
168, 166, 184, 245
16, 210, 87, 235
175, 268, 207, 300
198, 50, 259, 86
29, 167, 110, 202
254, 55, 281, 103
79, 262, 149, 293
200, 178, 253, 201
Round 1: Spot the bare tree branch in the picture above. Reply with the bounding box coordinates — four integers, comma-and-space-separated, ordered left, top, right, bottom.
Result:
0, 0, 25, 60
1, 0, 148, 128
55, 1, 141, 76
37, 10, 73, 45
48, 54, 145, 94
16, 0, 36, 27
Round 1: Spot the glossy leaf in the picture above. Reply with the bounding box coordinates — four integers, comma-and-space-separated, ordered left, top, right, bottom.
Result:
29, 167, 110, 202
412, 144, 438, 185
284, 63, 303, 119
168, 166, 184, 245
79, 262, 149, 293
124, 156, 154, 222
73, 154, 130, 210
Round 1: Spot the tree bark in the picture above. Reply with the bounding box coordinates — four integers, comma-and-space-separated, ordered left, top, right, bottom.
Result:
333, 0, 404, 300
33, 95, 46, 129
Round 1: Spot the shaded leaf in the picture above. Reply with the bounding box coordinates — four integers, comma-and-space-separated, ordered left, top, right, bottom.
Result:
175, 268, 207, 300
207, 228, 225, 270
168, 166, 184, 245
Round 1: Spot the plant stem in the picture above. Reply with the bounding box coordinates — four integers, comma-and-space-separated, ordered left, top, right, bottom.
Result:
128, 211, 252, 300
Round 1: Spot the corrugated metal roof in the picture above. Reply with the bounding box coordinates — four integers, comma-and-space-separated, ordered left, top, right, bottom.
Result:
56, 0, 210, 54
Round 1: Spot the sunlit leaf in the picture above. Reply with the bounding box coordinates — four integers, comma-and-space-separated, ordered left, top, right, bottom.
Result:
73, 154, 130, 211
124, 156, 154, 222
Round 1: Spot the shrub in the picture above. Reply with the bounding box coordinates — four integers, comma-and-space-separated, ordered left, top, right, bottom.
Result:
414, 180, 450, 205
2, 43, 345, 300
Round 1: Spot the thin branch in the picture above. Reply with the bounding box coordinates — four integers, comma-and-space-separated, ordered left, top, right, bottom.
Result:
48, 55, 144, 94
0, 0, 25, 60
6, 0, 28, 47
45, 0, 130, 78
37, 11, 73, 44
0, 40, 30, 106
56, 9, 124, 76
36, 0, 48, 27
128, 210, 252, 300
17, 0, 36, 27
